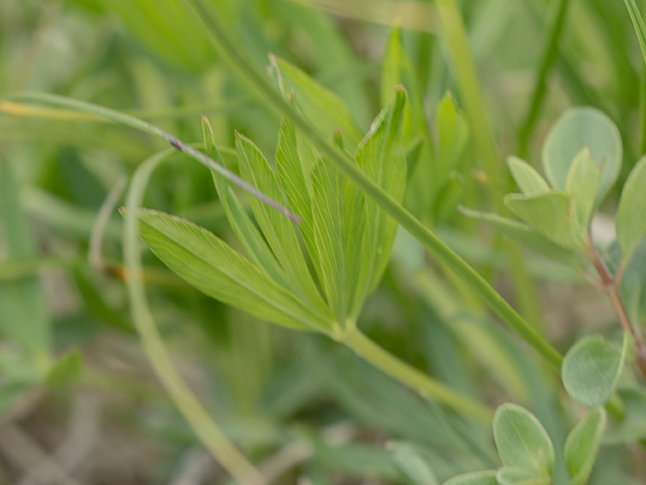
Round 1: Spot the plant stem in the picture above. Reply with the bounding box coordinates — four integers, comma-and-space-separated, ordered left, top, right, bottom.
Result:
589, 242, 646, 381
124, 150, 266, 485
340, 327, 494, 423
0, 96, 299, 223
183, 0, 563, 370
517, 0, 572, 159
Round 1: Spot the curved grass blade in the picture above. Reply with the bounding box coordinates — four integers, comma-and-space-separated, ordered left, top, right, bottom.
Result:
0, 92, 299, 223
122, 149, 264, 484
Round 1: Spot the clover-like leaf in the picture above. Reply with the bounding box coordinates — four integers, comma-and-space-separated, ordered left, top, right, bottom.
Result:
565, 147, 602, 229
443, 470, 498, 485
616, 156, 646, 264
564, 407, 606, 484
542, 108, 621, 206
496, 467, 550, 485
493, 404, 555, 477
561, 333, 629, 406
459, 207, 579, 268
507, 156, 550, 194
503, 191, 582, 249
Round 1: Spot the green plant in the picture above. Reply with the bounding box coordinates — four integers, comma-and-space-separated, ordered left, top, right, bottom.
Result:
3, 0, 646, 483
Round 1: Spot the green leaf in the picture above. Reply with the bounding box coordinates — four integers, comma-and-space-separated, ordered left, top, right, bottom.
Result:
507, 157, 550, 194
134, 209, 332, 332
310, 157, 348, 323
389, 441, 439, 485
493, 403, 555, 477
459, 208, 579, 267
542, 108, 622, 206
565, 147, 602, 230
443, 470, 499, 485
503, 191, 582, 249
616, 156, 646, 263
202, 119, 293, 291
273, 56, 362, 147
561, 333, 629, 406
235, 133, 328, 314
275, 117, 321, 283
564, 407, 606, 484
45, 350, 82, 388
347, 88, 407, 316
496, 467, 550, 485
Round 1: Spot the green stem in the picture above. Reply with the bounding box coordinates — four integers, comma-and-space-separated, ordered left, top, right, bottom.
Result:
0, 95, 298, 223
124, 150, 265, 485
517, 0, 572, 159
182, 0, 563, 369
433, 0, 544, 330
341, 327, 494, 423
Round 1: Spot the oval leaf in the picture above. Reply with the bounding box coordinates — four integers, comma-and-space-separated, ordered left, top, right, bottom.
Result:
542, 108, 621, 206
507, 156, 550, 194
443, 470, 498, 485
503, 191, 582, 249
497, 467, 550, 485
564, 407, 606, 484
493, 403, 555, 476
565, 147, 602, 228
616, 156, 646, 263
561, 333, 629, 406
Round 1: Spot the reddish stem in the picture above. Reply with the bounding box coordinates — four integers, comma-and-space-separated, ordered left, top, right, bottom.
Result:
589, 242, 646, 381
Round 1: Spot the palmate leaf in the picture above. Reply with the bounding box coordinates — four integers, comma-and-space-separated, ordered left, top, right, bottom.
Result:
203, 119, 293, 291
347, 88, 407, 317
235, 134, 329, 314
135, 208, 333, 333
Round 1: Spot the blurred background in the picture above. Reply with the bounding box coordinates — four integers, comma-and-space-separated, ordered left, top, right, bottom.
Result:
0, 0, 645, 483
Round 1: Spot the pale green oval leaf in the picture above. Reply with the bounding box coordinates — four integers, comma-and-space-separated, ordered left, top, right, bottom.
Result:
565, 147, 602, 228
616, 156, 646, 263
443, 470, 498, 485
542, 108, 621, 206
493, 403, 555, 476
564, 407, 606, 484
503, 191, 582, 249
496, 467, 550, 485
135, 209, 332, 332
561, 333, 629, 406
507, 157, 550, 194
459, 207, 579, 268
